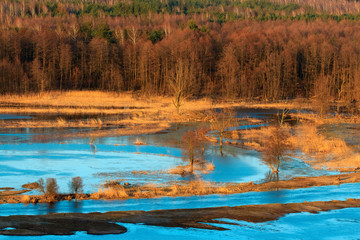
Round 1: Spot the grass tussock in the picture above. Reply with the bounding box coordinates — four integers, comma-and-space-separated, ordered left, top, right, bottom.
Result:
133, 138, 146, 145
20, 195, 31, 204
92, 185, 128, 199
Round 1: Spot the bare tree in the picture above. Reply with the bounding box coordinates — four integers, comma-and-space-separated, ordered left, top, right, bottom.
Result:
45, 178, 59, 196
262, 126, 290, 173
128, 26, 141, 45
168, 58, 187, 113
69, 176, 84, 196
209, 108, 237, 156
181, 130, 201, 173
194, 126, 210, 159
37, 178, 45, 194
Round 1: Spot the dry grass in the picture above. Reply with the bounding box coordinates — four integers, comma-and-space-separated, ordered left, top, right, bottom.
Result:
92, 185, 128, 199
133, 138, 146, 145
0, 118, 109, 129
291, 112, 360, 124
4, 172, 360, 204
89, 180, 222, 200
290, 125, 349, 155
242, 124, 360, 171
168, 162, 215, 176
291, 125, 360, 170
0, 91, 309, 117
20, 195, 31, 204
241, 125, 293, 151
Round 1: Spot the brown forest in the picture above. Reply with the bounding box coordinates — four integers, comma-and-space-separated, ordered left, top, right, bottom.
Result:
0, 0, 360, 107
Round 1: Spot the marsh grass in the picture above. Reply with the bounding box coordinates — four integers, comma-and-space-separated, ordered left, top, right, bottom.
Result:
242, 124, 360, 171
92, 185, 128, 199
0, 91, 310, 116
90, 180, 223, 199
168, 162, 215, 176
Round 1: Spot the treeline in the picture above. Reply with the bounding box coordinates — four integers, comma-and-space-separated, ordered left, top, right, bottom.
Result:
1, 16, 360, 106
2, 0, 360, 23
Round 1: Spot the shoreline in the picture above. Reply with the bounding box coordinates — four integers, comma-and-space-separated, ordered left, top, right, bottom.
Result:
1, 172, 360, 204
1, 198, 360, 235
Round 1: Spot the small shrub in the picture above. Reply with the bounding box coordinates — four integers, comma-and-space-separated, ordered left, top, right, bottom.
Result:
69, 176, 84, 195
45, 178, 59, 196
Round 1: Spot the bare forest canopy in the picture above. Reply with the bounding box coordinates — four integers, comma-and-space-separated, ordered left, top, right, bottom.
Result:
0, 0, 360, 105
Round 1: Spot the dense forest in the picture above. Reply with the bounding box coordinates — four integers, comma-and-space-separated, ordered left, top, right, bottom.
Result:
0, 0, 360, 107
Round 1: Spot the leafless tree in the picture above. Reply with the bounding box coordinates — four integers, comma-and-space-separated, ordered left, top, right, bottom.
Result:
45, 178, 59, 196
181, 130, 201, 173
37, 178, 45, 194
69, 176, 84, 196
262, 126, 290, 173
209, 108, 237, 156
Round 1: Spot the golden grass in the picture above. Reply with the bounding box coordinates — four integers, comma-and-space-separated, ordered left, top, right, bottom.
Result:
20, 195, 31, 204
291, 112, 360, 124
291, 125, 360, 170
4, 172, 360, 204
167, 162, 215, 175
92, 185, 128, 199
241, 125, 293, 151
133, 138, 146, 145
290, 125, 349, 155
241, 124, 360, 171
0, 91, 310, 116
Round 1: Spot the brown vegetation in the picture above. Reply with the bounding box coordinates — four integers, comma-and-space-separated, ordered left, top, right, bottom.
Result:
1, 14, 360, 114
262, 126, 292, 173
21, 182, 39, 190
133, 138, 146, 145
241, 123, 360, 171
69, 177, 84, 196
209, 108, 238, 155
289, 125, 360, 170
3, 172, 360, 204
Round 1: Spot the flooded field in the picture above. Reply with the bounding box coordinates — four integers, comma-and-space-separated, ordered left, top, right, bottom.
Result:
1, 108, 359, 239
0, 110, 334, 194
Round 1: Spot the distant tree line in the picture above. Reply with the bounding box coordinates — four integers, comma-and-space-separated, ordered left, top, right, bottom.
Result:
2, 0, 360, 22
0, 1, 360, 108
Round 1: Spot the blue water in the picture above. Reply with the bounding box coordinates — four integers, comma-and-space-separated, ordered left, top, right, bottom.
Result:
0, 182, 359, 216
1, 183, 360, 239
1, 112, 359, 239
0, 114, 32, 120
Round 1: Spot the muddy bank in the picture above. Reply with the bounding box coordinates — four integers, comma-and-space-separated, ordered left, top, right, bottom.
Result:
2, 172, 360, 204
1, 198, 360, 235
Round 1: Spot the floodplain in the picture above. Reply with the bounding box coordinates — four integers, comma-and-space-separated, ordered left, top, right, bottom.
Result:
1, 92, 360, 238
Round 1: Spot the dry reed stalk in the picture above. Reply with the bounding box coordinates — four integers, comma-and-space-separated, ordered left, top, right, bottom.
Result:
92, 185, 128, 199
